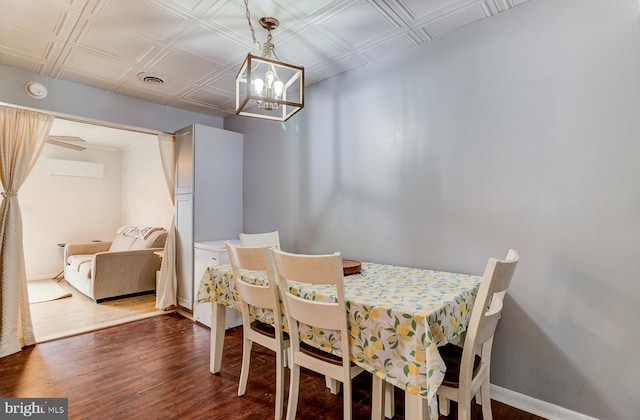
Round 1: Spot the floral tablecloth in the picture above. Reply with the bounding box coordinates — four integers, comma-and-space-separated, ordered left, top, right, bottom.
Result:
196, 262, 480, 419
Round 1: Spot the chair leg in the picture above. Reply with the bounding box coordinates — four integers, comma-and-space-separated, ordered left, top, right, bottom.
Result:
274, 350, 285, 420
371, 376, 384, 420
238, 337, 253, 396
343, 377, 352, 420
286, 364, 300, 420
284, 346, 291, 368
439, 395, 450, 416
480, 378, 493, 420
457, 400, 471, 420
325, 376, 341, 394
405, 392, 428, 420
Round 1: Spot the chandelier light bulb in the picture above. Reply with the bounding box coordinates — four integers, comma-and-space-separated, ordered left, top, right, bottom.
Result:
265, 70, 275, 89
274, 80, 284, 98
253, 78, 264, 95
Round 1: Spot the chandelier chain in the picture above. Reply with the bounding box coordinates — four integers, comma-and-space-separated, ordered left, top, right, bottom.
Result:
243, 0, 260, 51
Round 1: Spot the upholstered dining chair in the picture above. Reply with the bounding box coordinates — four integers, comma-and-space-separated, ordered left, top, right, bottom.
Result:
225, 242, 290, 420
270, 249, 363, 420
239, 230, 281, 249
435, 248, 519, 420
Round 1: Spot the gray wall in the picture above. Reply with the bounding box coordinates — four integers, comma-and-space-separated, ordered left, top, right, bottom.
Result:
1, 64, 222, 279
0, 64, 222, 132
226, 0, 640, 418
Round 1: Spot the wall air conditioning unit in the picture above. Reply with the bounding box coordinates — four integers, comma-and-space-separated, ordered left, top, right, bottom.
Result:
46, 159, 104, 179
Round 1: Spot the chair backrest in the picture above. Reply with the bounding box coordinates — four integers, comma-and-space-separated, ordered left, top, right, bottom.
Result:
225, 242, 283, 332
239, 231, 280, 249
460, 249, 519, 384
270, 248, 348, 346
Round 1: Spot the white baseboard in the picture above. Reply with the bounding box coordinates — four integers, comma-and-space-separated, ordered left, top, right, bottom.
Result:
491, 384, 600, 420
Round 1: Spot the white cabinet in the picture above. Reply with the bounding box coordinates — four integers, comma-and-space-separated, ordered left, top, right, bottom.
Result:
193, 240, 243, 329
175, 194, 193, 309
174, 124, 243, 311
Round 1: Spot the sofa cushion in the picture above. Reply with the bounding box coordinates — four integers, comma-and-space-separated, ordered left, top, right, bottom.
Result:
130, 229, 167, 250
78, 260, 93, 279
67, 254, 93, 271
109, 234, 136, 251
111, 226, 166, 251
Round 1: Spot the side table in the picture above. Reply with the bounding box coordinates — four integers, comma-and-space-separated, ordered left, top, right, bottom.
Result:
55, 242, 66, 281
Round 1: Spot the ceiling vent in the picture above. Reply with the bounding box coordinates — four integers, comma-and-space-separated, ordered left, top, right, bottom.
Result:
136, 72, 167, 85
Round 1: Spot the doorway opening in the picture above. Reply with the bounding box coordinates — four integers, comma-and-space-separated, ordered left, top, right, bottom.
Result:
23, 115, 173, 342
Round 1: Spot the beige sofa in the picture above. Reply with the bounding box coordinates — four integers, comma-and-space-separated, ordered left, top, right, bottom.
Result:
64, 227, 167, 302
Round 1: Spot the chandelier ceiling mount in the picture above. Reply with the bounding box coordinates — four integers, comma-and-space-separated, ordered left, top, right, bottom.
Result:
258, 17, 279, 31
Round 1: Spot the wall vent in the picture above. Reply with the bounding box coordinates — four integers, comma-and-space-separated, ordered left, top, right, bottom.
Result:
47, 159, 104, 179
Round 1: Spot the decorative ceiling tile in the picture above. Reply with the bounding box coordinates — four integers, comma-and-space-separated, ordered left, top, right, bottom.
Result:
0, 0, 531, 117
114, 84, 179, 103
393, 0, 463, 20
160, 0, 210, 13
314, 53, 370, 80
0, 52, 44, 73
120, 73, 193, 96
145, 50, 219, 83
50, 67, 120, 92
272, 27, 344, 69
422, 2, 491, 38
182, 86, 234, 105
360, 32, 421, 62
0, 24, 56, 60
57, 47, 134, 80
318, 2, 400, 47
203, 71, 236, 95
0, 0, 77, 35
173, 22, 247, 69
278, 0, 340, 18
94, 0, 192, 41
72, 19, 160, 63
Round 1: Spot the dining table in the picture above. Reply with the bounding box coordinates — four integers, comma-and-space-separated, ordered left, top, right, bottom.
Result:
196, 260, 481, 420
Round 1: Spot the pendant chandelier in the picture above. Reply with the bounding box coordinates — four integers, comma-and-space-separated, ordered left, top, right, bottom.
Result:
235, 0, 304, 122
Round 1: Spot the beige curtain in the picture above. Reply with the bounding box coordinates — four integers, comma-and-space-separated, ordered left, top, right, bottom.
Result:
0, 106, 54, 358
155, 133, 176, 310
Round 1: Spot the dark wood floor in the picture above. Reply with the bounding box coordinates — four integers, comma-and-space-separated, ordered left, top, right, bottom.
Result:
0, 313, 545, 419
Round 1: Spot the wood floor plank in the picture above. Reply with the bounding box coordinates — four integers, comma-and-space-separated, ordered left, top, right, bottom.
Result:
28, 279, 163, 342
0, 314, 546, 419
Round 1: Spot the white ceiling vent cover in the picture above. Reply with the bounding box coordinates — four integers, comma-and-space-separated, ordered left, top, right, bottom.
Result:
47, 159, 104, 179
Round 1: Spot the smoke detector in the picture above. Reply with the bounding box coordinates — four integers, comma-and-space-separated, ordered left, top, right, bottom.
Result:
137, 72, 167, 85
25, 82, 47, 99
